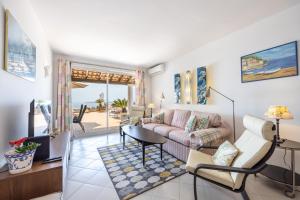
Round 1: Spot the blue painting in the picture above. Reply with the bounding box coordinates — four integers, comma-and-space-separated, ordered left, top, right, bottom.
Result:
241, 41, 298, 83
174, 73, 181, 103
197, 67, 207, 104
5, 10, 36, 81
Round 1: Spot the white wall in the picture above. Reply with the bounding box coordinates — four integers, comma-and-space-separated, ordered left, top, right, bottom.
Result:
151, 4, 300, 172
0, 0, 53, 165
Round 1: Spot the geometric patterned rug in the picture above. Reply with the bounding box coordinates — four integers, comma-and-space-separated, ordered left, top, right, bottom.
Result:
98, 142, 186, 200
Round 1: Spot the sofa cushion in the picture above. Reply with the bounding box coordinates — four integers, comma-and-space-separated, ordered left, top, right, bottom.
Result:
169, 129, 191, 146
171, 110, 191, 129
143, 123, 161, 131
191, 111, 222, 128
186, 149, 234, 188
153, 125, 180, 137
194, 115, 209, 131
212, 140, 239, 166
164, 109, 174, 125
184, 115, 197, 133
152, 113, 164, 124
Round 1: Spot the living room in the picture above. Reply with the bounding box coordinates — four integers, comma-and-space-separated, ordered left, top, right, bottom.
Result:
0, 0, 300, 200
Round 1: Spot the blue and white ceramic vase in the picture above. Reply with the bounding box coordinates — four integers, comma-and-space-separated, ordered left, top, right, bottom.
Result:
4, 149, 36, 174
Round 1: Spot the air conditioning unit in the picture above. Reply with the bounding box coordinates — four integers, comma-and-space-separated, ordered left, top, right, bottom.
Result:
148, 64, 165, 76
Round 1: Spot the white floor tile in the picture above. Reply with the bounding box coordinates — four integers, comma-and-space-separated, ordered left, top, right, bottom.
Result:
64, 180, 83, 199
67, 184, 104, 200
65, 133, 300, 200
69, 168, 99, 183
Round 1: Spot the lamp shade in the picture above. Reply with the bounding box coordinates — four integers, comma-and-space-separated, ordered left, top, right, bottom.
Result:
265, 105, 293, 120
148, 103, 155, 109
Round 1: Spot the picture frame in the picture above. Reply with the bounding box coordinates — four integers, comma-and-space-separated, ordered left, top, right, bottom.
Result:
197, 66, 207, 105
241, 41, 298, 83
4, 10, 36, 81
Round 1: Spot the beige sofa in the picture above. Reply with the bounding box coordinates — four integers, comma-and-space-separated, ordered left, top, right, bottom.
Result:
141, 109, 231, 162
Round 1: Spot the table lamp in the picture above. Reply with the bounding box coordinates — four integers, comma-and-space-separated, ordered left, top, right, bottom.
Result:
265, 105, 293, 143
148, 103, 155, 117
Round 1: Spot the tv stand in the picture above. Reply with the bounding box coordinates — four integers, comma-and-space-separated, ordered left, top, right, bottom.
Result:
0, 132, 70, 200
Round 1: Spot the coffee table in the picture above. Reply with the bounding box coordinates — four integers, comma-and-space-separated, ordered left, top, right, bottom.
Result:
121, 125, 167, 166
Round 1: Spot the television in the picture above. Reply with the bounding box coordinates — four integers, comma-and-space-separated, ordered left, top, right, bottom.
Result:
28, 99, 52, 137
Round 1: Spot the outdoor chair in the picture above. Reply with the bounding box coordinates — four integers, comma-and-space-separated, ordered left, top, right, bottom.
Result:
186, 115, 276, 200
73, 104, 87, 133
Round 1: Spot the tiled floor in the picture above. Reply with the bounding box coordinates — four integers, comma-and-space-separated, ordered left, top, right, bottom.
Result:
35, 133, 300, 200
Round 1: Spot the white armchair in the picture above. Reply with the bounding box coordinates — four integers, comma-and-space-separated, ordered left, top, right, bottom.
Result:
186, 115, 276, 200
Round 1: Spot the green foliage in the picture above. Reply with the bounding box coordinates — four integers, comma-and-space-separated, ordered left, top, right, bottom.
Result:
112, 98, 128, 109
15, 141, 41, 154
96, 98, 105, 109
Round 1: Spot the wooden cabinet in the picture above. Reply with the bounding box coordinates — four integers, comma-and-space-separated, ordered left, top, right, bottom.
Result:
0, 132, 70, 200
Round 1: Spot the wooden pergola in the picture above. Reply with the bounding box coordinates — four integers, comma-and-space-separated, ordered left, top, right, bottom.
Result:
71, 68, 135, 85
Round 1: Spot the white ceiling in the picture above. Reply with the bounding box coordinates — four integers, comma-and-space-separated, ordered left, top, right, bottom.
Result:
30, 0, 299, 68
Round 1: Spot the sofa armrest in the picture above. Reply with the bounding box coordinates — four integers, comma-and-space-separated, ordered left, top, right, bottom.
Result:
141, 117, 152, 124
189, 127, 230, 148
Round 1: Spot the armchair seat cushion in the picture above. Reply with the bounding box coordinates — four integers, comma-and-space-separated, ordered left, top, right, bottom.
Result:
153, 125, 180, 137
143, 123, 161, 131
186, 149, 234, 188
169, 129, 191, 146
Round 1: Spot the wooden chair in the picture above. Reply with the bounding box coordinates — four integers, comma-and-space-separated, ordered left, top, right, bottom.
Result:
73, 104, 87, 133
186, 115, 276, 200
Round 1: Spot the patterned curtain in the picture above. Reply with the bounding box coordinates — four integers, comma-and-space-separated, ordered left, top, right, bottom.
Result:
135, 69, 145, 107
56, 57, 72, 133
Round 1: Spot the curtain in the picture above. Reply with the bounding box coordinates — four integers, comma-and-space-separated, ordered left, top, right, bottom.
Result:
135, 69, 145, 107
56, 57, 72, 133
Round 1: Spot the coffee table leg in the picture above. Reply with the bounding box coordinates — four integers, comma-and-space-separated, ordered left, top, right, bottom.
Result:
123, 132, 125, 150
160, 144, 163, 160
142, 142, 145, 166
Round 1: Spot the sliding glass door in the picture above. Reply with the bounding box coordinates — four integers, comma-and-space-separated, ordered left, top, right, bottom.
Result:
71, 68, 134, 136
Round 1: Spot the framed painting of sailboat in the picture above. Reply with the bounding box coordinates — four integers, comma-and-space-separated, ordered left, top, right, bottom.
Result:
241, 41, 298, 83
4, 10, 36, 81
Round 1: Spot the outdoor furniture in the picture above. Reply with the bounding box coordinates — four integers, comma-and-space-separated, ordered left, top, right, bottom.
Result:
186, 115, 276, 200
121, 125, 167, 166
73, 104, 87, 133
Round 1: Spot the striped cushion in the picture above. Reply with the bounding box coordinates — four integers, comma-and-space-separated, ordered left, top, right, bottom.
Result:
164, 109, 175, 125
171, 110, 191, 129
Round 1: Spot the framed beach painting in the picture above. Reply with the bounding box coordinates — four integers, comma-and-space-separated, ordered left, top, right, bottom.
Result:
197, 67, 207, 104
241, 41, 298, 83
174, 73, 181, 103
4, 10, 36, 81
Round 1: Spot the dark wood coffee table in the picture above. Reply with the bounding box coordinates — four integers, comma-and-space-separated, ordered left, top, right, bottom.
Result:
121, 125, 167, 166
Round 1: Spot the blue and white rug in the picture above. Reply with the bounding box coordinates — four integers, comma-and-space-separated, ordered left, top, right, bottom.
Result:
98, 142, 186, 200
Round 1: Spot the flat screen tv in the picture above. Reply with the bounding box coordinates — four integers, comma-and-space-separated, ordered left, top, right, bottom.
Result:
28, 99, 52, 137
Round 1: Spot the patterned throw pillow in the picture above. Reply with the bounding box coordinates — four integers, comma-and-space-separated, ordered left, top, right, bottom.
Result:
212, 140, 239, 166
152, 113, 164, 124
184, 115, 197, 133
194, 116, 209, 130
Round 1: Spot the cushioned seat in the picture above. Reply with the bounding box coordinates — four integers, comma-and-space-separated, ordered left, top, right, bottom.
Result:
169, 129, 191, 146
186, 149, 234, 188
186, 115, 275, 200
143, 123, 161, 131
153, 125, 180, 137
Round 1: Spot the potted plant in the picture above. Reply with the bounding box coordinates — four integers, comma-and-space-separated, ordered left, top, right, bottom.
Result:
4, 137, 40, 174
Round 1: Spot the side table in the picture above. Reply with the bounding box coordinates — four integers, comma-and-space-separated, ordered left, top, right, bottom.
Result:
260, 139, 300, 198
